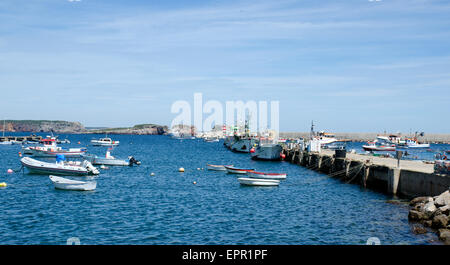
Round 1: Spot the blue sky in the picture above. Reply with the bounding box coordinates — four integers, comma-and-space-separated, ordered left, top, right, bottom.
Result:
0, 0, 449, 133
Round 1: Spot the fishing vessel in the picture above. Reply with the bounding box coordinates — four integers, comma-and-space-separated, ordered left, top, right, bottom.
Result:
22, 137, 87, 157
250, 135, 283, 161
21, 156, 99, 175
90, 137, 119, 146
362, 136, 396, 152
230, 137, 258, 153
237, 178, 280, 186
401, 138, 430, 148
82, 150, 129, 166
225, 166, 255, 174
49, 175, 97, 191
248, 171, 287, 180
206, 164, 232, 171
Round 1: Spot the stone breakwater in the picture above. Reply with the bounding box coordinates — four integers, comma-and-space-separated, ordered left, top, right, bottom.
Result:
408, 190, 450, 244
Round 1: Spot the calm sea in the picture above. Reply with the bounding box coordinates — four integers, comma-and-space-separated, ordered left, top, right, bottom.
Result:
0, 133, 446, 245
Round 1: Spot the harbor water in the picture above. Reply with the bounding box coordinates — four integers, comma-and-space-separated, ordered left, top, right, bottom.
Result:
0, 134, 446, 244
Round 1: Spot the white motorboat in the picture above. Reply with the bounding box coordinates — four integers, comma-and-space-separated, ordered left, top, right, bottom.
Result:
403, 138, 430, 148
90, 137, 119, 146
225, 166, 255, 174
82, 150, 129, 166
248, 171, 287, 180
315, 131, 348, 150
206, 164, 233, 171
205, 137, 219, 142
362, 136, 396, 152
238, 177, 280, 186
21, 156, 99, 176
49, 175, 96, 191
22, 136, 87, 157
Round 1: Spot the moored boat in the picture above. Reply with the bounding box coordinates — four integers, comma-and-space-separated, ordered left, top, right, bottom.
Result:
82, 150, 129, 166
49, 175, 96, 191
90, 137, 119, 147
237, 177, 280, 186
225, 166, 255, 174
21, 156, 99, 176
250, 138, 283, 161
248, 171, 287, 180
22, 136, 86, 157
206, 164, 232, 171
362, 136, 396, 152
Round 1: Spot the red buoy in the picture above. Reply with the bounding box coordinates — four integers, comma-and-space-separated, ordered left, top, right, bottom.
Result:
250, 148, 255, 153
280, 153, 286, 159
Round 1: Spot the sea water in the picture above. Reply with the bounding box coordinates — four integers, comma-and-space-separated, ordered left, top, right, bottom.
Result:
0, 133, 445, 245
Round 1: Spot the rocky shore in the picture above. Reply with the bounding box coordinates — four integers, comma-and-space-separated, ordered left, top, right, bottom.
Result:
87, 124, 168, 135
0, 120, 86, 133
408, 190, 450, 244
0, 120, 168, 135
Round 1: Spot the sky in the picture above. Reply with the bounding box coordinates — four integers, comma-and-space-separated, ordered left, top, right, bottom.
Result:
0, 0, 449, 133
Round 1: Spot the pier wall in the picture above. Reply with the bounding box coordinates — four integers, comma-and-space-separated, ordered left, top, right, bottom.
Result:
280, 132, 450, 144
284, 149, 450, 198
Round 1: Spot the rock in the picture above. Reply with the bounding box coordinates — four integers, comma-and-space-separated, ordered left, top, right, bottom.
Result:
434, 190, 450, 207
432, 214, 449, 229
423, 201, 437, 216
414, 202, 425, 212
410, 196, 432, 206
408, 210, 428, 221
423, 220, 433, 227
438, 229, 450, 244
439, 205, 450, 215
412, 225, 427, 234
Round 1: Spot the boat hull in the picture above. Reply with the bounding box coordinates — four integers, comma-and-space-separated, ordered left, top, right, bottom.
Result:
248, 171, 287, 180
206, 164, 232, 171
225, 166, 255, 174
21, 157, 91, 176
50, 176, 96, 191
251, 144, 283, 160
238, 178, 280, 186
362, 145, 396, 152
231, 138, 258, 153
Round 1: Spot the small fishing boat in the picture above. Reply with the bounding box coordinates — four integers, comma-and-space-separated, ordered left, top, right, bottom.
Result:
225, 166, 255, 174
22, 137, 87, 157
21, 156, 99, 176
238, 177, 280, 186
248, 171, 287, 180
49, 175, 96, 191
205, 137, 219, 143
82, 150, 129, 166
362, 136, 396, 152
90, 137, 119, 147
403, 138, 430, 148
206, 164, 233, 171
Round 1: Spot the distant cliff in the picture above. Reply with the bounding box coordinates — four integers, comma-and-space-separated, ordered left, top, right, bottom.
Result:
87, 124, 168, 135
0, 120, 86, 133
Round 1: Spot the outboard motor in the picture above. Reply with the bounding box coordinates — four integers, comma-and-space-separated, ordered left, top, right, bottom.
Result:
128, 156, 141, 166
82, 160, 100, 175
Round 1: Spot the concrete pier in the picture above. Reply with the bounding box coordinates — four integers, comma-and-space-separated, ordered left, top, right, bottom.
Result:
0, 135, 42, 142
283, 149, 450, 198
